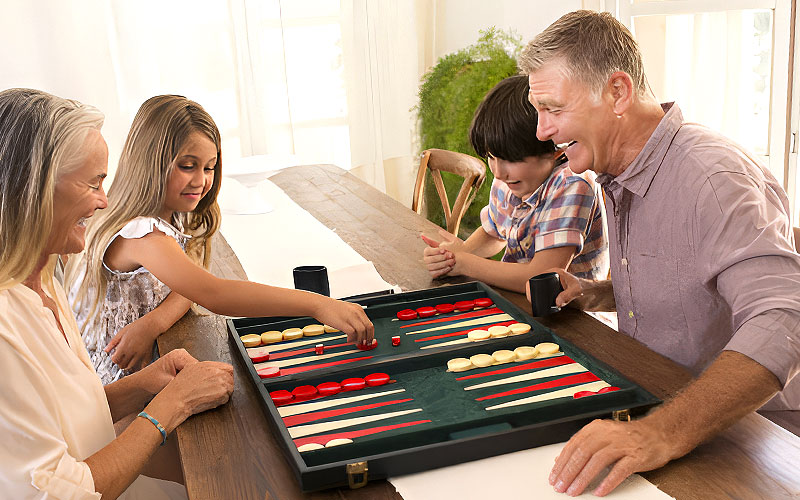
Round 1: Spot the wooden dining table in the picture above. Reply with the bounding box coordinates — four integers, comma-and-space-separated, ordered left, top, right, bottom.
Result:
158, 164, 800, 500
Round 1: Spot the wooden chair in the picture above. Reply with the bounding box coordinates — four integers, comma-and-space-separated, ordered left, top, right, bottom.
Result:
412, 148, 487, 235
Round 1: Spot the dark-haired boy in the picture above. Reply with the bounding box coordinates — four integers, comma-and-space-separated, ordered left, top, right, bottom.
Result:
422, 75, 608, 293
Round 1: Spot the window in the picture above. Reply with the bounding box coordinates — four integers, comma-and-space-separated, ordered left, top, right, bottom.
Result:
613, 0, 795, 219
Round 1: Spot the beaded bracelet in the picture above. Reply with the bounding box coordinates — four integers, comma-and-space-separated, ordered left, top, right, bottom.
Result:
137, 411, 167, 446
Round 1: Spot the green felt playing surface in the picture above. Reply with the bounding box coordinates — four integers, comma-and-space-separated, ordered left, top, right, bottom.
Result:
226, 282, 660, 491
268, 333, 652, 467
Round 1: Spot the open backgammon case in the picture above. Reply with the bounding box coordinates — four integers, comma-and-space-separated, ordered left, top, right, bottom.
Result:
227, 282, 660, 491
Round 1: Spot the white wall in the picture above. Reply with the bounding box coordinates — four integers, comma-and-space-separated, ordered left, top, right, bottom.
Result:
0, 1, 128, 172
432, 0, 582, 61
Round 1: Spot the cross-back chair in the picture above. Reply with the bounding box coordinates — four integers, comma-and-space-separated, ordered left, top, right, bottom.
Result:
411, 148, 487, 235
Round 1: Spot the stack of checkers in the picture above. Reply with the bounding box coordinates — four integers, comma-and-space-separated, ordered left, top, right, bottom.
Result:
396, 297, 495, 321
446, 342, 560, 372
240, 324, 338, 348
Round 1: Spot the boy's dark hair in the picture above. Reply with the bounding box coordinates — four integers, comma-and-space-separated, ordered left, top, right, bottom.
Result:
469, 75, 556, 162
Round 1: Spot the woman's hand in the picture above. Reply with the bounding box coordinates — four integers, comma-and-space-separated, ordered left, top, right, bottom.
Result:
105, 318, 158, 373
145, 354, 234, 432
312, 298, 375, 345
133, 348, 198, 395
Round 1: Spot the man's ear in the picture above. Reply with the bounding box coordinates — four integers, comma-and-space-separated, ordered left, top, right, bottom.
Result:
606, 71, 634, 116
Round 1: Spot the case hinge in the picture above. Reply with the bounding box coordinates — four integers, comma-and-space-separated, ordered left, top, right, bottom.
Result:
346, 461, 369, 489
612, 409, 631, 422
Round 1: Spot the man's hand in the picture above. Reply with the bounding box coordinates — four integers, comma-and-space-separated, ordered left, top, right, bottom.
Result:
549, 418, 675, 496
421, 229, 466, 278
526, 268, 615, 312
105, 319, 160, 373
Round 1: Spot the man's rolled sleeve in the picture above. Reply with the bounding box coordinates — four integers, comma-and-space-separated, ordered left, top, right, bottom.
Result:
695, 169, 800, 390
726, 309, 800, 389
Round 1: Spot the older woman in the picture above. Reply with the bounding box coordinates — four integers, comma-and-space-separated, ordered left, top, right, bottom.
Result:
0, 88, 234, 499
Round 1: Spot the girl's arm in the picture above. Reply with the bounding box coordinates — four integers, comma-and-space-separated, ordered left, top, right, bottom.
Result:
105, 292, 192, 373
104, 230, 373, 342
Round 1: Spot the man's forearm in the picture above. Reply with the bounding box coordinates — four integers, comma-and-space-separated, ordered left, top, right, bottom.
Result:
641, 350, 781, 458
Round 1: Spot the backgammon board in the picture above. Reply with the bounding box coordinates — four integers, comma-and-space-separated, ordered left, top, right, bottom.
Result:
227, 282, 659, 491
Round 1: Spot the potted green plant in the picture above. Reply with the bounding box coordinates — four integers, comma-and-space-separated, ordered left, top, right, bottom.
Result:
417, 27, 522, 238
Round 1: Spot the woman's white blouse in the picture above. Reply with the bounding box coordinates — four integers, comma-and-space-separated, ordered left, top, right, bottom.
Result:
0, 258, 184, 499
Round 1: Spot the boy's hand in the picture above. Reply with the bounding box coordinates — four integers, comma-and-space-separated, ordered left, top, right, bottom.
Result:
421, 230, 462, 278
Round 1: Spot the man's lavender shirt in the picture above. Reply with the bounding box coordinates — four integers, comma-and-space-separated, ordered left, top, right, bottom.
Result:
597, 103, 800, 416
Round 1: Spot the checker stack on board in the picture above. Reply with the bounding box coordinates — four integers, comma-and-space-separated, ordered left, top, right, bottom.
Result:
227, 282, 660, 491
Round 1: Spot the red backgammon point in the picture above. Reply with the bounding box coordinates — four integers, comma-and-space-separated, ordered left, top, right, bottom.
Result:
257, 366, 281, 379
292, 385, 318, 401
391, 335, 401, 346
435, 303, 455, 314
248, 351, 270, 363
341, 377, 366, 391
269, 389, 293, 406
454, 300, 475, 312
572, 390, 596, 399
397, 309, 418, 320
357, 338, 378, 351
416, 306, 436, 318
317, 381, 342, 396
598, 386, 621, 393
315, 344, 324, 355
474, 297, 494, 308
365, 373, 390, 387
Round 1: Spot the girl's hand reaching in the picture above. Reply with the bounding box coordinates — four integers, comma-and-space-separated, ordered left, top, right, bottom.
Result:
312, 297, 375, 345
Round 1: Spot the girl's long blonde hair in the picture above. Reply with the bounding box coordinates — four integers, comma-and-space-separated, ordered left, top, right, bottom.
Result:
67, 95, 222, 331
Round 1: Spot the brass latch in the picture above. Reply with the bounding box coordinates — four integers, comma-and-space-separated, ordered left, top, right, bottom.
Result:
346, 461, 369, 489
612, 409, 631, 422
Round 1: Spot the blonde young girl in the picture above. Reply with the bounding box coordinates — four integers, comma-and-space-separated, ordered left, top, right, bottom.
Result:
67, 95, 373, 384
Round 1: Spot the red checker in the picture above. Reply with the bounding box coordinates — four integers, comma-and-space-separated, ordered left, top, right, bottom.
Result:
416, 306, 436, 318
364, 373, 390, 387
572, 390, 596, 399
317, 381, 342, 396
598, 386, 621, 393
257, 366, 281, 379
454, 300, 475, 312
292, 385, 318, 401
269, 390, 293, 406
248, 351, 270, 363
435, 303, 455, 314
397, 309, 418, 320
357, 339, 378, 351
391, 335, 401, 346
341, 377, 366, 391
474, 297, 494, 308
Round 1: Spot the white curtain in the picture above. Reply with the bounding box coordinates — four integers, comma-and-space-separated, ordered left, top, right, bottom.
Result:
0, 0, 429, 202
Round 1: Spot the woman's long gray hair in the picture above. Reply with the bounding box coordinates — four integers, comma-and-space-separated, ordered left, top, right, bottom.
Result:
0, 88, 104, 290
